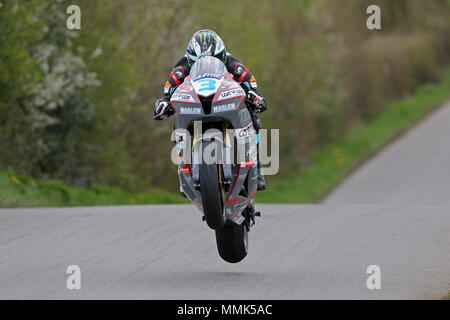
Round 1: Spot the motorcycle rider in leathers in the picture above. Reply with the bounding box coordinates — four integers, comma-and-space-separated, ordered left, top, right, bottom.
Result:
154, 29, 267, 191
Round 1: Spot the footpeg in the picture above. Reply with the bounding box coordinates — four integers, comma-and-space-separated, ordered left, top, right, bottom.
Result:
250, 211, 256, 227
243, 205, 261, 231
250, 210, 262, 226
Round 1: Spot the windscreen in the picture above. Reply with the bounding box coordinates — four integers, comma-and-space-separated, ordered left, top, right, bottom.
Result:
190, 56, 227, 81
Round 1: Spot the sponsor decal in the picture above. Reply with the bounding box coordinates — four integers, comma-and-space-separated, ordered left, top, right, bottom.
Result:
177, 84, 193, 93
239, 158, 255, 168
216, 88, 245, 102
195, 73, 222, 80
239, 128, 249, 138
171, 93, 195, 103
213, 103, 235, 113
220, 81, 239, 90
179, 164, 191, 175
180, 107, 201, 114
235, 124, 254, 138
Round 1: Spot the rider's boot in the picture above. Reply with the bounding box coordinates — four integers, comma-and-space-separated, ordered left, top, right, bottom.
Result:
256, 159, 266, 191
250, 112, 266, 191
256, 150, 266, 191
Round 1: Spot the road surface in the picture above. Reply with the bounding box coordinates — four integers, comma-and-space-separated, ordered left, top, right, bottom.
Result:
324, 100, 450, 205
1, 102, 450, 299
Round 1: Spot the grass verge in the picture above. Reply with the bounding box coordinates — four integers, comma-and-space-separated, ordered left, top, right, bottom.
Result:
0, 170, 187, 208
257, 67, 450, 203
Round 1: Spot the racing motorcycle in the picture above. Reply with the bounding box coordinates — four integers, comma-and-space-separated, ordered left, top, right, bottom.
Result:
163, 55, 260, 263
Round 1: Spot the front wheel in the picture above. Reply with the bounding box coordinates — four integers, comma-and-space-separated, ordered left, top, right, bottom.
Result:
215, 221, 248, 263
200, 155, 225, 230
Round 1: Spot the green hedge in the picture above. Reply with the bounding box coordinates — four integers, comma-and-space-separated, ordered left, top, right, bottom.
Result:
257, 67, 450, 203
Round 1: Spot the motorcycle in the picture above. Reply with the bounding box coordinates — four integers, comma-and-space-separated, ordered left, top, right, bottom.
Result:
166, 55, 260, 263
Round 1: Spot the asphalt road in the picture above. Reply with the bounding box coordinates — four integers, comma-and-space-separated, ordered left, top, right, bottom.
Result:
324, 100, 450, 205
1, 102, 449, 300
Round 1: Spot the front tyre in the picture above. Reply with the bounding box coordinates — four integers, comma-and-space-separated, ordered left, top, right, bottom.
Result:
200, 157, 225, 230
215, 221, 248, 263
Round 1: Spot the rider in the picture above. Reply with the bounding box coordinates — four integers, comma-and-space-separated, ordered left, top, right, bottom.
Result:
154, 29, 267, 191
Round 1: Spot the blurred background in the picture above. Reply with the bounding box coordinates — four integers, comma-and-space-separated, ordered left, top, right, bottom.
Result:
1, 0, 449, 200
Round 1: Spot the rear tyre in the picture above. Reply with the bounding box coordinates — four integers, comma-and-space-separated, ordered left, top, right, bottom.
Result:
200, 159, 225, 230
215, 221, 248, 263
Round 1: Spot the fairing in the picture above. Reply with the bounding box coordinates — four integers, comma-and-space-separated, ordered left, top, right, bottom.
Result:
171, 57, 257, 225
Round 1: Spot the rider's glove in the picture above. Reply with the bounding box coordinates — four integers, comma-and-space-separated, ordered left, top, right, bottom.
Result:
246, 90, 267, 113
154, 98, 174, 120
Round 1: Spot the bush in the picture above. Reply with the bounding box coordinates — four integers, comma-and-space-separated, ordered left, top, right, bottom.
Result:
1, 0, 449, 195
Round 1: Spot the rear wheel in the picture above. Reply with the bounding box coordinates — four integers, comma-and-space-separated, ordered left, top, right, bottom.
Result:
215, 221, 248, 263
